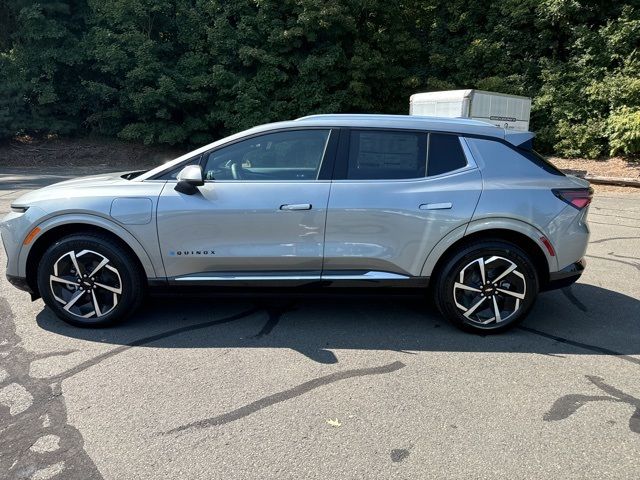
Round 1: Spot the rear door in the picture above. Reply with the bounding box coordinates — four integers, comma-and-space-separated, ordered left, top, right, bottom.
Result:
157, 128, 337, 282
322, 129, 482, 279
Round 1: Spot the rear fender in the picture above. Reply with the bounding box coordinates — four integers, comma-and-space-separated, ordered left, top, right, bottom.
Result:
421, 217, 559, 277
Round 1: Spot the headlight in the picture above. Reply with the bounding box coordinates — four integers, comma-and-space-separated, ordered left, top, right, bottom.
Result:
10, 205, 29, 213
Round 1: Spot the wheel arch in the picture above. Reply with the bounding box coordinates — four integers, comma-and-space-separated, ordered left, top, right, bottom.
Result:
422, 219, 557, 289
23, 217, 156, 296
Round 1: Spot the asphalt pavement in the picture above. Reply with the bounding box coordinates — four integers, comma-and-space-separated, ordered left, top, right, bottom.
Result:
1, 167, 639, 479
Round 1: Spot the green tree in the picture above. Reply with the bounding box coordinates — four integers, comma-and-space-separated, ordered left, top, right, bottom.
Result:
0, 0, 88, 137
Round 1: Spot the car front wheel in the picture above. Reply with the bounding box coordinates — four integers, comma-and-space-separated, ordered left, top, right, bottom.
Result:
37, 234, 143, 327
434, 240, 539, 333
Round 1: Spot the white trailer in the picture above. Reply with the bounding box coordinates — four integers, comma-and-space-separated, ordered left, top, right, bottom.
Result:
409, 89, 532, 132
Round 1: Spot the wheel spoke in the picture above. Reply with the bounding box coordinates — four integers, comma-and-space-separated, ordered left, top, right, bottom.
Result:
69, 251, 82, 276
463, 296, 487, 318
496, 287, 526, 300
454, 282, 481, 293
492, 296, 502, 323
87, 257, 110, 278
63, 290, 85, 312
91, 290, 103, 317
493, 263, 518, 284
94, 282, 122, 294
50, 275, 79, 287
477, 257, 486, 284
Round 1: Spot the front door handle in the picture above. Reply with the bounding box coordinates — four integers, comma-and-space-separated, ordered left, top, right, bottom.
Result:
280, 203, 312, 211
419, 202, 452, 210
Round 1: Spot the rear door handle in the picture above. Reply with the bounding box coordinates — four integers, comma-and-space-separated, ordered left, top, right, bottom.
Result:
280, 203, 312, 211
420, 202, 452, 210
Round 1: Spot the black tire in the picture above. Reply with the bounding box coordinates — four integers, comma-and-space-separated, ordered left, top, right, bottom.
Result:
37, 234, 144, 327
433, 240, 539, 333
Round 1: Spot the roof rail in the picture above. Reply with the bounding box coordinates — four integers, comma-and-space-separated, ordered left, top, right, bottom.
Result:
295, 113, 497, 128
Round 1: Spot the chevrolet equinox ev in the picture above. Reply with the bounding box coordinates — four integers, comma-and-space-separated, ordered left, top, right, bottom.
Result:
0, 115, 591, 333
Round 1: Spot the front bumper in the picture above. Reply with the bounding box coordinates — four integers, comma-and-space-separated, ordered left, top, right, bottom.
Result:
6, 274, 39, 300
544, 258, 586, 291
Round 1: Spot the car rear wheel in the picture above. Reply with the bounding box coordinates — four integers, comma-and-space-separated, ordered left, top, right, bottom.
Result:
434, 240, 539, 333
37, 234, 144, 327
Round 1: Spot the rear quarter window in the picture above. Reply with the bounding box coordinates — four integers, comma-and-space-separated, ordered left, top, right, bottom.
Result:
427, 133, 467, 176
465, 137, 565, 177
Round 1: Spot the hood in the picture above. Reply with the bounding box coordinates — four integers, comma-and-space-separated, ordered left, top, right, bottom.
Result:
10, 171, 143, 210
40, 171, 134, 190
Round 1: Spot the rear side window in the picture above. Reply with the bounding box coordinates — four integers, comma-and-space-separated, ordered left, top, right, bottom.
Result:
347, 130, 426, 180
427, 133, 467, 176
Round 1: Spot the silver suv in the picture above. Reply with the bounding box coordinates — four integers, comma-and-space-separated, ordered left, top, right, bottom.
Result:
1, 115, 591, 332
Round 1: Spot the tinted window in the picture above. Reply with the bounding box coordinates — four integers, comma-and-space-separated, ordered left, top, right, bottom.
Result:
517, 148, 565, 176
347, 130, 426, 180
427, 133, 467, 176
203, 129, 330, 181
465, 137, 565, 177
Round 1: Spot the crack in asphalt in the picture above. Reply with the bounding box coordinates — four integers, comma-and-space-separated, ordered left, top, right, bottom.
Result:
545, 375, 640, 434
586, 254, 640, 272
589, 236, 640, 244
592, 206, 640, 214
518, 326, 640, 366
588, 221, 640, 229
590, 212, 640, 221
50, 308, 261, 383
0, 297, 103, 480
607, 251, 640, 261
561, 287, 588, 313
165, 361, 407, 434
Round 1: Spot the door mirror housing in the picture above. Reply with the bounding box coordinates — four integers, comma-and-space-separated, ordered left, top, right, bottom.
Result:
175, 165, 204, 195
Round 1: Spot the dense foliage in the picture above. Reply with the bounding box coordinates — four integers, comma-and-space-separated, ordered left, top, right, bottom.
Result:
1, 0, 639, 157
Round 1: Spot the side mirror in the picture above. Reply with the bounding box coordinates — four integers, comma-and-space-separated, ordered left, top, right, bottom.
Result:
175, 165, 204, 195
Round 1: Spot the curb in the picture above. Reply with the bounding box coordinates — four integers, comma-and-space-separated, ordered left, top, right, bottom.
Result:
560, 170, 640, 188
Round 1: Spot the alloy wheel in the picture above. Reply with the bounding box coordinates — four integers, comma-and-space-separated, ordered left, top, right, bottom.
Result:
49, 249, 122, 318
452, 255, 527, 325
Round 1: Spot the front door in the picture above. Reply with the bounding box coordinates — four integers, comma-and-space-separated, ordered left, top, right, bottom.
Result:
157, 128, 336, 282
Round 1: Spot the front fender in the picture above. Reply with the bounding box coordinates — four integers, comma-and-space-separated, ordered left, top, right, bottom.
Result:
17, 213, 160, 279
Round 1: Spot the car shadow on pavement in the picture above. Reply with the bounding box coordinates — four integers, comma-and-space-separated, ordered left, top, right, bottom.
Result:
35, 283, 640, 365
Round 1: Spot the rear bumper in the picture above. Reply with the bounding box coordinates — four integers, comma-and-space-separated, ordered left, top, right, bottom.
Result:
544, 258, 586, 291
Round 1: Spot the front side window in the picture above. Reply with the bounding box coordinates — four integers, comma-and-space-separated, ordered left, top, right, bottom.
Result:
203, 129, 330, 181
347, 130, 427, 180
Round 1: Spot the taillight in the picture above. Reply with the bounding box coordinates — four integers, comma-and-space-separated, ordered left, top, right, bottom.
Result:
552, 188, 593, 209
